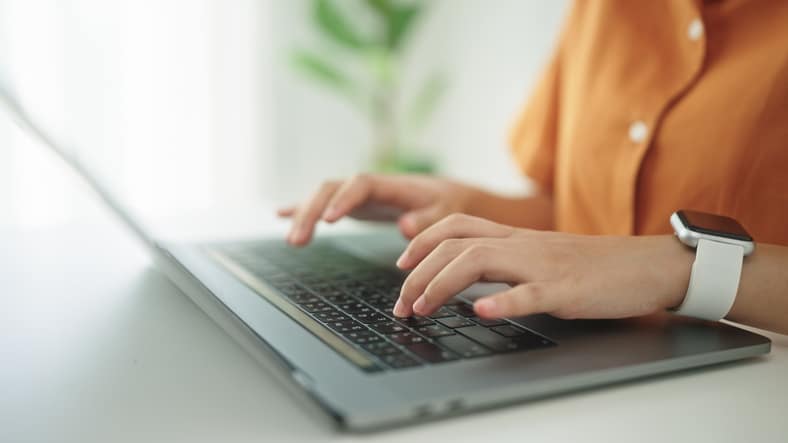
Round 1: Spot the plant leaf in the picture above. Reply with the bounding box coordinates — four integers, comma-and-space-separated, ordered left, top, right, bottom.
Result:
291, 50, 357, 99
365, 0, 394, 16
313, 0, 368, 50
386, 4, 422, 50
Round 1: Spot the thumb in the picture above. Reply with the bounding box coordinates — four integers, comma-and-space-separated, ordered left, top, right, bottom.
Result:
398, 206, 445, 239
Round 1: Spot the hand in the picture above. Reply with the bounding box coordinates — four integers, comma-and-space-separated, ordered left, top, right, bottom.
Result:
393, 214, 694, 320
278, 174, 482, 246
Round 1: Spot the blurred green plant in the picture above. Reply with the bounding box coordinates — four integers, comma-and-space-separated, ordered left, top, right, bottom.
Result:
291, 0, 448, 173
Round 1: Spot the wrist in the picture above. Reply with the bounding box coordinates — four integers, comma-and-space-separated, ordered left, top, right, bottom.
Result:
654, 235, 695, 311
462, 186, 496, 217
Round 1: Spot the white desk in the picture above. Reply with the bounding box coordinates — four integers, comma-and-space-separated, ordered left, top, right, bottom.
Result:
2, 220, 787, 443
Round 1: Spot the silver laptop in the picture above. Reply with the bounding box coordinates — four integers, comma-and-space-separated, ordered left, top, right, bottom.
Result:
0, 90, 770, 432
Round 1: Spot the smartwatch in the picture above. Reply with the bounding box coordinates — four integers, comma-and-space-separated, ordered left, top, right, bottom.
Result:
670, 210, 754, 321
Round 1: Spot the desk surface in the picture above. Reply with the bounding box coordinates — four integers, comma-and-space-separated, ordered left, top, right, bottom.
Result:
2, 220, 787, 443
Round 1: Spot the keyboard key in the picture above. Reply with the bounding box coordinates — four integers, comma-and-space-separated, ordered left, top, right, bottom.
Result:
353, 312, 389, 324
491, 324, 526, 337
287, 292, 321, 305
369, 321, 408, 335
338, 302, 371, 313
362, 341, 401, 357
470, 316, 507, 327
343, 330, 383, 345
456, 326, 524, 352
354, 287, 381, 299
388, 332, 427, 345
308, 283, 336, 293
447, 303, 476, 317
428, 307, 455, 319
381, 353, 421, 369
510, 332, 555, 349
406, 342, 459, 364
368, 300, 396, 311
435, 335, 491, 358
395, 316, 434, 327
326, 320, 366, 334
416, 324, 455, 338
299, 301, 333, 313
322, 294, 355, 305
313, 312, 349, 323
437, 316, 476, 329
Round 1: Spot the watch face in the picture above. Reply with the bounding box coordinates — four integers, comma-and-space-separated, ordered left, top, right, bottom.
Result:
677, 210, 753, 241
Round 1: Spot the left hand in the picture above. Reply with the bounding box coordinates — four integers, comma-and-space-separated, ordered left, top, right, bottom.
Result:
393, 214, 694, 320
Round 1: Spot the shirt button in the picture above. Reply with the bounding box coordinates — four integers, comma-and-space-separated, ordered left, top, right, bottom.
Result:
688, 18, 704, 41
628, 120, 649, 143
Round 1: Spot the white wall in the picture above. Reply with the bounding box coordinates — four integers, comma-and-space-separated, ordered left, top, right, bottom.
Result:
270, 0, 568, 204
0, 0, 272, 228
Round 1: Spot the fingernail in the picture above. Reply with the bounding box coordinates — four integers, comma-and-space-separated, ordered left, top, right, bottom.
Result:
413, 296, 427, 315
393, 299, 405, 317
395, 250, 409, 268
474, 298, 498, 317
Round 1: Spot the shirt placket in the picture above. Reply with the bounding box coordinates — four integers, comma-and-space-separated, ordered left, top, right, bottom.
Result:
615, 8, 708, 235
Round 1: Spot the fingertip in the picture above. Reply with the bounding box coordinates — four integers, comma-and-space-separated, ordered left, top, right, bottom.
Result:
277, 207, 295, 217
321, 206, 341, 223
474, 298, 499, 318
398, 216, 418, 239
412, 296, 429, 316
395, 250, 410, 269
288, 228, 311, 247
392, 299, 409, 317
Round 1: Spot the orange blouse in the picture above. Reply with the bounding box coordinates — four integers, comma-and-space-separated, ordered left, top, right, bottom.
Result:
510, 0, 788, 245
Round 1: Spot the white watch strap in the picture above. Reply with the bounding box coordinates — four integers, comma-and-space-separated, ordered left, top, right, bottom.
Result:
674, 238, 744, 321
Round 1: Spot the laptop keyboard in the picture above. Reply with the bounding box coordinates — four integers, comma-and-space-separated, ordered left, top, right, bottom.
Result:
211, 240, 555, 372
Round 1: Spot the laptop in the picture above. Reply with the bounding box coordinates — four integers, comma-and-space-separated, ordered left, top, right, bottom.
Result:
0, 90, 771, 432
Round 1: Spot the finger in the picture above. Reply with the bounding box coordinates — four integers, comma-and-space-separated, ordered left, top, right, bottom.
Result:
321, 174, 374, 222
394, 238, 472, 317
397, 213, 514, 269
411, 244, 523, 317
288, 181, 340, 246
397, 205, 444, 239
277, 206, 297, 217
473, 283, 559, 319
322, 174, 426, 223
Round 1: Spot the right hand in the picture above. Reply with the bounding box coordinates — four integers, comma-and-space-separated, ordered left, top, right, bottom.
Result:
278, 174, 481, 246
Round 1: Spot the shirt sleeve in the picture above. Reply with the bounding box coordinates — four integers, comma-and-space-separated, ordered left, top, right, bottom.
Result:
508, 5, 574, 194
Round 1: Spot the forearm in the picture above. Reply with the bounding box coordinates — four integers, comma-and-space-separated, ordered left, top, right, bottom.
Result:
466, 191, 554, 230
725, 243, 788, 334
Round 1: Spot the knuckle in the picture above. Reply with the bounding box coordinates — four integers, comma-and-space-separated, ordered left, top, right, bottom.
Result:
435, 238, 464, 255
523, 283, 546, 306
463, 243, 490, 262
444, 212, 470, 226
